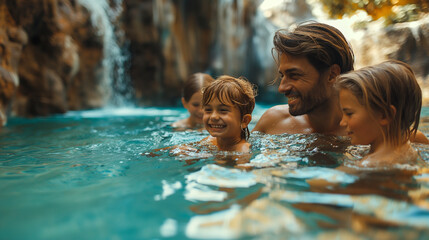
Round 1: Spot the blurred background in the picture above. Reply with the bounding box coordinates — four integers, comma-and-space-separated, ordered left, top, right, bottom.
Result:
0, 0, 428, 125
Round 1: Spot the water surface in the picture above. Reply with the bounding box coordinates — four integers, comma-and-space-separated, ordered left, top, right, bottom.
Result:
1, 106, 429, 239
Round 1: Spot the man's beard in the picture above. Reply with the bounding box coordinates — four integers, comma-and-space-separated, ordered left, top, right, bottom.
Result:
288, 84, 330, 116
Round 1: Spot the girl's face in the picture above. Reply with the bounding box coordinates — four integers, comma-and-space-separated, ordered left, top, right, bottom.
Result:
339, 89, 385, 148
203, 97, 248, 140
182, 92, 204, 124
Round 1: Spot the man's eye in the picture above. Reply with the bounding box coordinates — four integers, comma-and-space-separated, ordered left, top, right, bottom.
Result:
289, 73, 300, 80
192, 103, 200, 107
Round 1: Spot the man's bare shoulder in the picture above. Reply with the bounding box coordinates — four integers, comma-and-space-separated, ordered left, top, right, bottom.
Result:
261, 104, 291, 119
253, 104, 298, 134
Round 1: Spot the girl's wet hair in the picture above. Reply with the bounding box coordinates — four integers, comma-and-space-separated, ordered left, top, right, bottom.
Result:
182, 73, 214, 102
202, 75, 257, 140
336, 60, 422, 147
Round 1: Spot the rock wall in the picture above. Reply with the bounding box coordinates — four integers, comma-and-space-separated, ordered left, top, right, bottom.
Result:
350, 17, 429, 101
0, 0, 266, 127
123, 0, 267, 106
0, 0, 112, 125
122, 0, 219, 106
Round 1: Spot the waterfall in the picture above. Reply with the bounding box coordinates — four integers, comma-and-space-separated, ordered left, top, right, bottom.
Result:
77, 0, 133, 107
212, 0, 249, 76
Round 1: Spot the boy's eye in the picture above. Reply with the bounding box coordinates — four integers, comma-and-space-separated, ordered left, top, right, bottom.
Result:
203, 107, 212, 112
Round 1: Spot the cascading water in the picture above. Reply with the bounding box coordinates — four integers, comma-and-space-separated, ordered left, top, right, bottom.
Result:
212, 0, 250, 76
77, 0, 133, 107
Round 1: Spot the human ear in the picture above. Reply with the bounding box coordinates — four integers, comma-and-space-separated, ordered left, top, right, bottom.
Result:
181, 97, 187, 109
328, 64, 341, 84
379, 105, 396, 126
241, 114, 252, 128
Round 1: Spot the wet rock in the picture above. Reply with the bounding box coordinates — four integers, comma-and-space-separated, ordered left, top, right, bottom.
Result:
0, 0, 108, 121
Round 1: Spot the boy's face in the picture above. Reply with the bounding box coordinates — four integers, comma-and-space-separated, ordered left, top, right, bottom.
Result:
277, 54, 333, 116
202, 97, 246, 141
339, 89, 384, 147
182, 91, 204, 124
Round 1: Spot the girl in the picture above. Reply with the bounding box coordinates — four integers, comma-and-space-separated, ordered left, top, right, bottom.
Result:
200, 75, 256, 152
172, 73, 214, 129
336, 60, 425, 167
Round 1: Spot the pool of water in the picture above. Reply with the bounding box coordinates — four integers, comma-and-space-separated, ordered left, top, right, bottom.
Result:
1, 105, 429, 239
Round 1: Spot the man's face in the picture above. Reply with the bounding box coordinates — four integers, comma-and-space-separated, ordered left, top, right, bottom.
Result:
277, 54, 332, 116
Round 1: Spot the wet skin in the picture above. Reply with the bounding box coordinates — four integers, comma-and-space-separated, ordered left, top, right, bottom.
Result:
339, 89, 385, 148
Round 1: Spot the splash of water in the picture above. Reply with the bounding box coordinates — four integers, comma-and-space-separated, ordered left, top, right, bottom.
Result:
77, 0, 133, 107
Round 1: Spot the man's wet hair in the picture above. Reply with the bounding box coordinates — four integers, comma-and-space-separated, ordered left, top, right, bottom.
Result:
273, 22, 355, 74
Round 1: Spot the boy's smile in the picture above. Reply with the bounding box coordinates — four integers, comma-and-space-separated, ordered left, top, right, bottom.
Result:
203, 98, 243, 141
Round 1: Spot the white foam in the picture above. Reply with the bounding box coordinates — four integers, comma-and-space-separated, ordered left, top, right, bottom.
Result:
185, 164, 257, 188
186, 205, 242, 239
287, 167, 358, 184
154, 180, 182, 201
184, 181, 228, 202
160, 218, 178, 237
64, 107, 182, 118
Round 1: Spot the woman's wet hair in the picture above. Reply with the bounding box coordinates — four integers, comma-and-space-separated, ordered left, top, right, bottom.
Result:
202, 75, 257, 140
182, 73, 214, 102
335, 60, 422, 147
273, 22, 354, 74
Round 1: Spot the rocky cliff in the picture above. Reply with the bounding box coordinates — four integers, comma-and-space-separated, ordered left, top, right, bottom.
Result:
0, 0, 112, 125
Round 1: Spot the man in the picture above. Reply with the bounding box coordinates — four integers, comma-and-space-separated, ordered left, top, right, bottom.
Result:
253, 22, 353, 135
253, 22, 428, 143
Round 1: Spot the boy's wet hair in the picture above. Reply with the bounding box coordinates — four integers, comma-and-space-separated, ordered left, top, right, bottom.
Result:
273, 22, 354, 74
202, 75, 257, 140
336, 60, 422, 147
182, 73, 214, 102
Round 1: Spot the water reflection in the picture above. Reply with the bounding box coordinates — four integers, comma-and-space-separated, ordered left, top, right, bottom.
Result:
160, 130, 429, 238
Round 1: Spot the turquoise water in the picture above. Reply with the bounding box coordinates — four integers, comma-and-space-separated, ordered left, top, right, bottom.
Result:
1, 105, 429, 239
